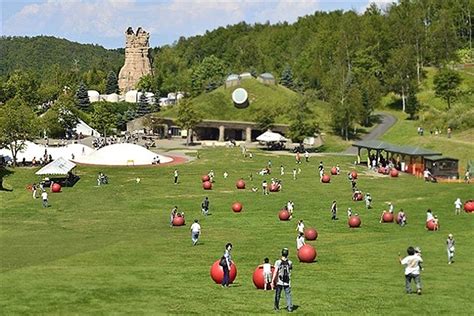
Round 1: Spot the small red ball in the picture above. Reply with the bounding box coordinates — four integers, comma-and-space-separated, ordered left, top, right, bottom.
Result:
279, 209, 290, 221
51, 183, 61, 193
298, 244, 317, 263
201, 175, 210, 182
348, 216, 361, 228
382, 212, 394, 223
354, 193, 363, 201
236, 179, 245, 189
464, 200, 474, 213
232, 202, 243, 213
426, 220, 437, 231
321, 174, 330, 183
203, 181, 212, 190
331, 167, 338, 175
252, 265, 275, 289
305, 228, 318, 240
390, 169, 399, 177
172, 216, 185, 226
210, 260, 237, 284
351, 171, 358, 179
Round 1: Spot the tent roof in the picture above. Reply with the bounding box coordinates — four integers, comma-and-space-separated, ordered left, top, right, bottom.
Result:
256, 130, 287, 142
352, 140, 442, 156
36, 157, 76, 176
424, 155, 459, 162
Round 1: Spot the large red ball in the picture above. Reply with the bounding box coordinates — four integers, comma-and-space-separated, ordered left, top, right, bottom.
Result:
390, 169, 399, 177
270, 184, 279, 192
382, 212, 394, 223
426, 220, 437, 231
321, 175, 330, 183
348, 216, 361, 228
464, 200, 474, 213
236, 179, 246, 189
210, 260, 237, 284
298, 244, 317, 263
201, 175, 210, 182
172, 216, 185, 226
351, 171, 358, 179
203, 181, 212, 190
378, 167, 386, 174
252, 265, 275, 289
354, 193, 363, 201
51, 183, 61, 193
331, 167, 338, 175
232, 202, 243, 213
305, 228, 318, 240
279, 210, 290, 221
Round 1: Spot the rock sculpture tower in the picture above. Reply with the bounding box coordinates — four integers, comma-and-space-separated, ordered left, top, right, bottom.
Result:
118, 27, 153, 94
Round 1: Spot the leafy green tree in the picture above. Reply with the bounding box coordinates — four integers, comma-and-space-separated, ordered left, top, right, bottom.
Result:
75, 82, 91, 111
433, 68, 462, 109
136, 74, 154, 92
175, 99, 202, 146
105, 71, 119, 94
82, 68, 106, 93
280, 65, 294, 89
405, 93, 420, 120
40, 95, 79, 138
136, 92, 151, 117
255, 109, 276, 131
0, 98, 39, 166
3, 70, 40, 107
190, 55, 227, 95
91, 102, 116, 138
287, 96, 317, 144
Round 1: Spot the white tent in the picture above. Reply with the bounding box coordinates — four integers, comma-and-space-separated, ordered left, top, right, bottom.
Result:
0, 141, 93, 162
36, 157, 76, 176
256, 130, 288, 142
75, 119, 101, 137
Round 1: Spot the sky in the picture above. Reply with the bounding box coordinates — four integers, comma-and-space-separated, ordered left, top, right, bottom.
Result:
1, 0, 393, 49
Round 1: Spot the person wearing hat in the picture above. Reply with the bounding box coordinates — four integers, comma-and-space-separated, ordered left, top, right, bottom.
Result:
446, 234, 455, 264
272, 248, 293, 312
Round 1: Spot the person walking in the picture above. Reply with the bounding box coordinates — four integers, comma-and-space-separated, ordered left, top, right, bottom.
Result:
202, 197, 210, 216
41, 190, 48, 208
296, 220, 304, 234
221, 243, 233, 287
446, 234, 455, 264
399, 246, 423, 295
262, 180, 269, 195
174, 169, 179, 184
190, 219, 201, 246
454, 198, 462, 215
32, 183, 37, 199
272, 248, 293, 312
331, 200, 338, 220
169, 206, 178, 227
304, 151, 309, 162
296, 232, 305, 250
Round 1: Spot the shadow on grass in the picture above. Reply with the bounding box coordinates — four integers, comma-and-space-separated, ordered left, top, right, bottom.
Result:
0, 167, 14, 192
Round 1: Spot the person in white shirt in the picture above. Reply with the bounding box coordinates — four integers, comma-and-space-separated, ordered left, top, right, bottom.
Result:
190, 219, 201, 246
399, 246, 423, 295
262, 257, 273, 290
388, 202, 394, 213
446, 234, 455, 264
280, 165, 284, 176
304, 151, 309, 162
426, 209, 434, 222
223, 171, 228, 179
41, 191, 48, 208
454, 198, 462, 215
347, 207, 353, 218
296, 220, 304, 234
287, 201, 294, 218
296, 233, 305, 250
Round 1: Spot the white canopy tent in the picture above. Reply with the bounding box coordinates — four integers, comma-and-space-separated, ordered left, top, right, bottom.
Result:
256, 130, 288, 142
36, 157, 76, 176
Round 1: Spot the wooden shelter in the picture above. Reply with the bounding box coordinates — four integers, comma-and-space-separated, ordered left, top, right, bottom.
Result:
424, 156, 459, 179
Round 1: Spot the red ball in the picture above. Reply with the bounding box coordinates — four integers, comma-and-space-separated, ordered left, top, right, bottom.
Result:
210, 260, 237, 284
348, 216, 361, 228
236, 179, 246, 189
279, 209, 290, 221
232, 202, 243, 213
354, 193, 363, 201
201, 175, 210, 182
464, 200, 474, 213
321, 175, 330, 183
426, 220, 437, 231
382, 212, 394, 223
298, 244, 317, 263
51, 183, 61, 193
331, 167, 338, 175
270, 184, 279, 192
390, 169, 399, 177
172, 216, 185, 226
305, 228, 318, 240
378, 167, 386, 174
351, 171, 358, 179
252, 265, 275, 289
203, 181, 212, 190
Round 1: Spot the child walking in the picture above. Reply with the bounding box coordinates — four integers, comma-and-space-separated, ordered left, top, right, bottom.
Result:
399, 246, 423, 295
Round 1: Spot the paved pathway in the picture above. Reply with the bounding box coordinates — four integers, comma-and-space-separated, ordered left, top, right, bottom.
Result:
343, 113, 397, 155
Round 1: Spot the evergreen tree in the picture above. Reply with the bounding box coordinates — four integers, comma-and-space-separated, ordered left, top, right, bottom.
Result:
405, 93, 420, 120
75, 82, 90, 111
105, 71, 119, 94
280, 65, 294, 89
136, 92, 151, 117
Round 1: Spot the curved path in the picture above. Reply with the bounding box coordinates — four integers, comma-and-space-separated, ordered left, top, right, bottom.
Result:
343, 113, 397, 155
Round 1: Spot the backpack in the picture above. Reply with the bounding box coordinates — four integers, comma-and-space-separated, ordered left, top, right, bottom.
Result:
219, 256, 227, 267
278, 260, 291, 283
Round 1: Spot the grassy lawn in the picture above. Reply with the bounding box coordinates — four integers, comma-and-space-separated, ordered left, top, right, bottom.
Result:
1, 148, 473, 314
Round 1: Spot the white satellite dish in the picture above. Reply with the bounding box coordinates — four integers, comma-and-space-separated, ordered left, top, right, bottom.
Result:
232, 88, 249, 109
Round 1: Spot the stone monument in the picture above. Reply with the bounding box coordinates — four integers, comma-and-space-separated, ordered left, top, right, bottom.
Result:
118, 27, 153, 93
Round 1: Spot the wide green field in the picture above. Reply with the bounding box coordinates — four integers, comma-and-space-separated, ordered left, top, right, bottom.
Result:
1, 148, 473, 314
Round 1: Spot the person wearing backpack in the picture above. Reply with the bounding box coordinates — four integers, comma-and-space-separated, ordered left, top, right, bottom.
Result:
220, 243, 233, 288
272, 248, 293, 312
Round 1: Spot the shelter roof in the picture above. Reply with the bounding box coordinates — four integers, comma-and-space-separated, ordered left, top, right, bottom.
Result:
36, 157, 76, 176
424, 155, 459, 161
352, 140, 442, 156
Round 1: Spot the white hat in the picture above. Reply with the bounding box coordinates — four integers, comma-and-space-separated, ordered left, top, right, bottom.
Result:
448, 233, 453, 238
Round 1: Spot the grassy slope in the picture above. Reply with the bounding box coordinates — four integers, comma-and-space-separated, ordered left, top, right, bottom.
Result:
1, 149, 473, 314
